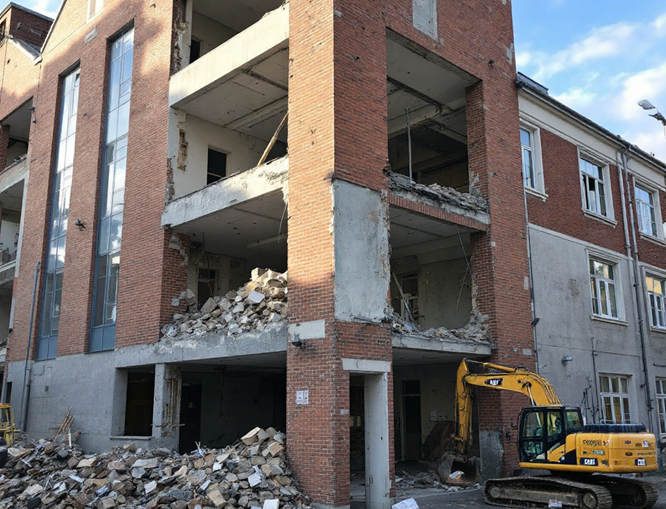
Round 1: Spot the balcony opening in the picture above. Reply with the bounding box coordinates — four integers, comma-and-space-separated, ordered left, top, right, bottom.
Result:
1, 100, 33, 171
178, 0, 284, 69
386, 32, 478, 197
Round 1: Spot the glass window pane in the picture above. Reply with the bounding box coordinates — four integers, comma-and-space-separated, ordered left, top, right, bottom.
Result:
611, 377, 619, 393
621, 377, 628, 393
520, 128, 531, 147
600, 376, 610, 392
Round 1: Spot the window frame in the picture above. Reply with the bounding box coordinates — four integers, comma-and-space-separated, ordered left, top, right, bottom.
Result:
579, 152, 614, 221
519, 121, 545, 196
588, 256, 621, 321
633, 178, 664, 242
599, 374, 632, 424
656, 378, 666, 440
87, 0, 104, 20
646, 273, 666, 331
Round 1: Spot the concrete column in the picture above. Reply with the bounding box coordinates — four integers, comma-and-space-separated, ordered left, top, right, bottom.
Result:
152, 363, 181, 449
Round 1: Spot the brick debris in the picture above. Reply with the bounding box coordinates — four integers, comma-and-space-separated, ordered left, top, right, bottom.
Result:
0, 427, 310, 509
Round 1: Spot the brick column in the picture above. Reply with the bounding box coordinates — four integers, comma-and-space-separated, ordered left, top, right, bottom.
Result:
467, 81, 535, 477
287, 0, 393, 506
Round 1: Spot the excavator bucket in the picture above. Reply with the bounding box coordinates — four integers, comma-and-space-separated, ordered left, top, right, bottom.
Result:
435, 452, 480, 485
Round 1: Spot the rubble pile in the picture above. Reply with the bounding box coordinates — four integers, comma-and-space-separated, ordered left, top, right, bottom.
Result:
391, 310, 489, 343
388, 173, 489, 213
161, 269, 288, 339
0, 427, 310, 509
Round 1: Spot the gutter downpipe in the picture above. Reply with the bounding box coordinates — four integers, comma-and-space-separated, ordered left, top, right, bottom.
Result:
20, 260, 40, 430
523, 184, 539, 372
618, 147, 655, 431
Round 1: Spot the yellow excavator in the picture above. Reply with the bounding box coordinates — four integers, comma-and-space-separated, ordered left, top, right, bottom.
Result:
454, 359, 658, 509
0, 404, 17, 468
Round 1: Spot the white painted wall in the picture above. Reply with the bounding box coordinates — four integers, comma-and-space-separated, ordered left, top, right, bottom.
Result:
0, 219, 19, 259
169, 112, 265, 199
191, 11, 237, 57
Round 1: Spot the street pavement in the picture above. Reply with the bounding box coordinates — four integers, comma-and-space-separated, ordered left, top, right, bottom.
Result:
351, 474, 666, 509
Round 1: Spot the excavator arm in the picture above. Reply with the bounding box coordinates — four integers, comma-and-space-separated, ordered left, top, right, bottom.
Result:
454, 359, 561, 453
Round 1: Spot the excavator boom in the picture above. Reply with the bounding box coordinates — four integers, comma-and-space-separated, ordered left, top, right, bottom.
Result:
454, 359, 560, 452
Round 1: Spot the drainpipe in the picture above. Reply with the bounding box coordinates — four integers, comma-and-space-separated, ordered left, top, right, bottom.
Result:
19, 261, 40, 430
618, 148, 654, 430
522, 186, 539, 372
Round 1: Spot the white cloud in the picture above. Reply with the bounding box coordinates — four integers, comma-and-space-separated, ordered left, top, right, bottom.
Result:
24, 0, 60, 19
552, 88, 598, 109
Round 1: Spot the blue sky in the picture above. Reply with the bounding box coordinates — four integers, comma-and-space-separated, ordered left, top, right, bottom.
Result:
21, 0, 666, 163
513, 0, 666, 162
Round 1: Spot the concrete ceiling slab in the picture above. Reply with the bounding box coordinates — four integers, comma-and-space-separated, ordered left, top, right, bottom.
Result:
194, 0, 284, 32
390, 207, 473, 250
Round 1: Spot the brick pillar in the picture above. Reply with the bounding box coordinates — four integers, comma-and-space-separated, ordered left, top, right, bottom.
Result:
0, 125, 9, 171
467, 81, 535, 477
287, 0, 393, 507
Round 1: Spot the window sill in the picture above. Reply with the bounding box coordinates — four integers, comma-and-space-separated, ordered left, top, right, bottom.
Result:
525, 187, 548, 201
639, 233, 666, 248
110, 435, 152, 441
650, 326, 666, 335
583, 210, 617, 228
591, 314, 627, 326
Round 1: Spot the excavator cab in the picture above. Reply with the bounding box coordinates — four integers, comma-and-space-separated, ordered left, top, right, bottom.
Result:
519, 405, 583, 463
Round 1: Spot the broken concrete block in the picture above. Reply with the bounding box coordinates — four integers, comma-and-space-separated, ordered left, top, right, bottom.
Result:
232, 302, 245, 314
97, 497, 117, 509
144, 480, 157, 494
242, 427, 262, 445
262, 442, 283, 457
200, 298, 217, 315
77, 457, 97, 468
263, 499, 279, 509
133, 458, 158, 469
251, 267, 267, 281
247, 291, 265, 305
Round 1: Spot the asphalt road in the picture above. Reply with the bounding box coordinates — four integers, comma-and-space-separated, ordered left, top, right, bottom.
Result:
351, 475, 666, 509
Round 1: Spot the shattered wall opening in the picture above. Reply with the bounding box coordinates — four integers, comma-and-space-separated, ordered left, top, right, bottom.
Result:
390, 232, 474, 333
179, 367, 286, 452
388, 122, 469, 191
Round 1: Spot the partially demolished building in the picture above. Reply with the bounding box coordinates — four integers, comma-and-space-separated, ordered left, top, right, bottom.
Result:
0, 0, 663, 508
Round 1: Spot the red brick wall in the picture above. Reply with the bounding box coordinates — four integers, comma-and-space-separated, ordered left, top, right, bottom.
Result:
0, 124, 8, 170
288, 0, 531, 499
527, 128, 626, 253
0, 41, 41, 124
8, 0, 181, 360
5, 7, 52, 48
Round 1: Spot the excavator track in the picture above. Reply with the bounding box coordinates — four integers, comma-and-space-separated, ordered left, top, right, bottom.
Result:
588, 475, 658, 509
484, 476, 613, 509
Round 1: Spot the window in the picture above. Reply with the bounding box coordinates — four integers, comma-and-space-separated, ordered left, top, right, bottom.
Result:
656, 379, 666, 439
91, 29, 134, 352
635, 185, 657, 237
580, 157, 608, 217
207, 148, 226, 185
599, 374, 631, 424
88, 0, 103, 19
521, 127, 536, 190
589, 258, 618, 319
38, 68, 80, 360
190, 38, 201, 63
647, 275, 666, 330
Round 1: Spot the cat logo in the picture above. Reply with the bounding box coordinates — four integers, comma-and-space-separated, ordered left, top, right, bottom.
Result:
485, 378, 503, 387
580, 458, 598, 466
635, 459, 647, 466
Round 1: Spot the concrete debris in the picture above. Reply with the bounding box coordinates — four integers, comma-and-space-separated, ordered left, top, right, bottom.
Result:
161, 269, 288, 340
391, 310, 489, 343
0, 428, 310, 509
388, 172, 489, 213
